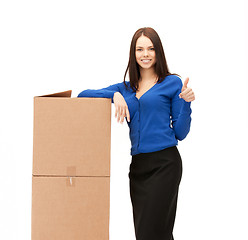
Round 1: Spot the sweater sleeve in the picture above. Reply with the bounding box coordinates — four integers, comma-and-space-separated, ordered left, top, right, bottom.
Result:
77, 82, 122, 103
170, 78, 192, 140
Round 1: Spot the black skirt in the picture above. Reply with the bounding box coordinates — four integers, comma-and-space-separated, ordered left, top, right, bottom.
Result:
128, 146, 183, 240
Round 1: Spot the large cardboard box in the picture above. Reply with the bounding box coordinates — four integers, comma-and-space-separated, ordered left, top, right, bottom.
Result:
31, 90, 112, 240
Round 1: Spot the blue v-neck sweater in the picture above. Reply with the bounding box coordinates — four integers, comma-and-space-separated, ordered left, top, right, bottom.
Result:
77, 75, 192, 156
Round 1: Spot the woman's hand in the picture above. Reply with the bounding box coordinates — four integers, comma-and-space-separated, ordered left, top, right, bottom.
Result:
113, 92, 130, 124
179, 77, 195, 102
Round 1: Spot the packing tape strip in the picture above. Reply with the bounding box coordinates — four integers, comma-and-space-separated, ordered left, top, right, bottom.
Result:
66, 176, 76, 187
66, 166, 76, 187
67, 166, 76, 176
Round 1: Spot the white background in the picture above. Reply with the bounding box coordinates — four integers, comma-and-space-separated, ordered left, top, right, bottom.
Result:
1, 0, 248, 239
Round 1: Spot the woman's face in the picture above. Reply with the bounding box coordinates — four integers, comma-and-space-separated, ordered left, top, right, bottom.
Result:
135, 35, 156, 69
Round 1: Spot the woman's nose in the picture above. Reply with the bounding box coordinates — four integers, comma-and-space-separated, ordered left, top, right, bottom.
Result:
143, 50, 148, 56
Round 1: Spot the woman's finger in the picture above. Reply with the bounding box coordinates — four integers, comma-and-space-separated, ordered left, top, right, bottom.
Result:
120, 107, 125, 124
126, 107, 130, 122
115, 105, 118, 118
180, 88, 191, 96
117, 106, 123, 123
184, 92, 195, 102
187, 91, 194, 98
180, 88, 193, 99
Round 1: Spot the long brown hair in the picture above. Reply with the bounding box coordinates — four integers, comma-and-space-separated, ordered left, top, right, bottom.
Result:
123, 27, 181, 91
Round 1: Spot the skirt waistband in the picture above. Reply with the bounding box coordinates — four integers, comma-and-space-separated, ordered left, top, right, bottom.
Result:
132, 145, 178, 160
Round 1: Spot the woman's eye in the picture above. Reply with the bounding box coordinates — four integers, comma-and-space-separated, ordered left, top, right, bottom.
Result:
136, 48, 154, 51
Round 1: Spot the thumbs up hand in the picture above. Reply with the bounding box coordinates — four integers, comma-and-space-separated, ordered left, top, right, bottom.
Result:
179, 77, 195, 102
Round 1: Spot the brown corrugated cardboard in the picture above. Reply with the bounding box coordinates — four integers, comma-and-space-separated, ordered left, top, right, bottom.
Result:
32, 176, 110, 239
33, 90, 111, 176
31, 90, 111, 240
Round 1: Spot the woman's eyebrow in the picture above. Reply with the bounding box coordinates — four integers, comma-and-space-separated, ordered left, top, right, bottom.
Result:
136, 46, 154, 48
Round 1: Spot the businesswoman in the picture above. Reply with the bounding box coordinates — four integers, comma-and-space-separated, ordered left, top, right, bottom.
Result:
78, 27, 195, 240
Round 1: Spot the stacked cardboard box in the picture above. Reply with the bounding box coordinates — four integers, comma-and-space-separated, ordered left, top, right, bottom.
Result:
31, 90, 111, 240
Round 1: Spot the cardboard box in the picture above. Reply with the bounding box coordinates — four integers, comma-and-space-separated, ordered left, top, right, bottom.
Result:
31, 90, 112, 240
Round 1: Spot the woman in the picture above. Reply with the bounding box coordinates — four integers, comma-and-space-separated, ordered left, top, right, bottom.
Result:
78, 27, 195, 240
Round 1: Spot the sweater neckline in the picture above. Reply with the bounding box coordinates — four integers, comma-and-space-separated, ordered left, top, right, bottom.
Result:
135, 81, 158, 101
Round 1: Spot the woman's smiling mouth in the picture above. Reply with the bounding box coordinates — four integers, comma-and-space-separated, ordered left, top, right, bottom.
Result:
141, 59, 152, 63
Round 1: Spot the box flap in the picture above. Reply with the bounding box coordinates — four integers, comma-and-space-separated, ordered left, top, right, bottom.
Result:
36, 90, 72, 98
